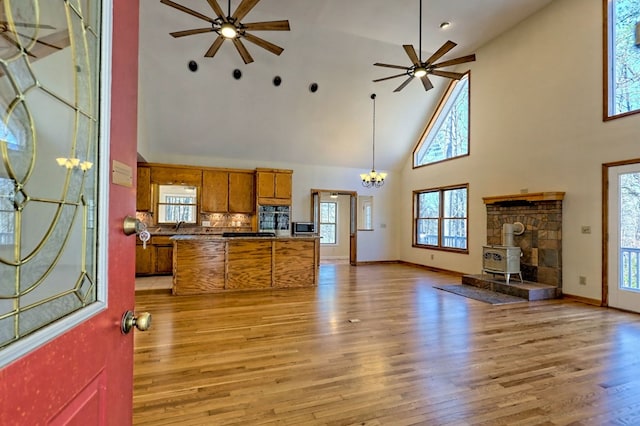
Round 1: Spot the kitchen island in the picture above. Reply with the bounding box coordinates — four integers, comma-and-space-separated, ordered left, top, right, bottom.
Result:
171, 234, 320, 295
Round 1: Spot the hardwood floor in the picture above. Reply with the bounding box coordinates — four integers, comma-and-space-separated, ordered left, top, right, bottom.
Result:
133, 263, 640, 425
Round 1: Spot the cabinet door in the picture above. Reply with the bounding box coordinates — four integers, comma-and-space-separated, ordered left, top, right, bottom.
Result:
229, 172, 254, 213
257, 171, 275, 198
135, 244, 154, 275
202, 170, 229, 212
136, 167, 151, 211
274, 172, 292, 200
151, 166, 202, 186
155, 245, 174, 275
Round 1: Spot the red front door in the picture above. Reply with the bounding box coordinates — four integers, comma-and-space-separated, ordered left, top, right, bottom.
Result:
0, 0, 140, 424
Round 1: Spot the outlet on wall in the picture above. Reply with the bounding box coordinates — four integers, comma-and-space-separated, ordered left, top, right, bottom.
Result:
579, 276, 587, 285
581, 225, 591, 234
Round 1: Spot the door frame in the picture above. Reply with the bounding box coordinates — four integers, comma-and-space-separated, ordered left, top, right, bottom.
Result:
601, 157, 640, 306
311, 189, 358, 265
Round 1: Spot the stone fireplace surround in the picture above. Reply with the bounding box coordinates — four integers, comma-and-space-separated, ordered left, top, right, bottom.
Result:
483, 192, 565, 292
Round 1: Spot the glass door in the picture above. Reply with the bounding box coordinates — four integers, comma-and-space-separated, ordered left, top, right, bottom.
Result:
608, 163, 640, 312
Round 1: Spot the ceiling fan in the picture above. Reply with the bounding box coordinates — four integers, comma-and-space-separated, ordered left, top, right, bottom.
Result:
373, 0, 476, 92
160, 0, 290, 64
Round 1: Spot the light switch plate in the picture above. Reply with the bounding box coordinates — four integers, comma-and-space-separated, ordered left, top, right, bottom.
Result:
202, 221, 211, 227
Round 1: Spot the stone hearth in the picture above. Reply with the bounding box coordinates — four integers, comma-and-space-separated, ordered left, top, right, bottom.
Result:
463, 192, 565, 300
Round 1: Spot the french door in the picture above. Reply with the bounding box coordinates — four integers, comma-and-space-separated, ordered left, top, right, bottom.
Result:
607, 161, 640, 312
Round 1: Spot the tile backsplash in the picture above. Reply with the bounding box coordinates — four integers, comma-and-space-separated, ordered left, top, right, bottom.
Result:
135, 211, 253, 233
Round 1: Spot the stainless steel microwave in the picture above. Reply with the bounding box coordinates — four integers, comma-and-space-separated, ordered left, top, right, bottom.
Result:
292, 222, 315, 235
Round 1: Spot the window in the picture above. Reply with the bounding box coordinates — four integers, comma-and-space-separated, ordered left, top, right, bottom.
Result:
414, 184, 468, 251
157, 185, 197, 224
604, 0, 640, 120
319, 201, 337, 244
0, 178, 15, 245
413, 73, 470, 167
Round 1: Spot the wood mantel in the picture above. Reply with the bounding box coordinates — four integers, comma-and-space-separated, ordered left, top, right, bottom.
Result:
482, 192, 565, 204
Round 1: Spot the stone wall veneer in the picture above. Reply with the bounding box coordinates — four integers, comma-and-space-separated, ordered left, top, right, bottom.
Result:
483, 193, 564, 291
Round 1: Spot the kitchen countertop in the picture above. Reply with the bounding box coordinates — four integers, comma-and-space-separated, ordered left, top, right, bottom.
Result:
171, 234, 320, 241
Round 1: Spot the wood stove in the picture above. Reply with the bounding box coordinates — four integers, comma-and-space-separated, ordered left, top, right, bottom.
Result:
482, 245, 523, 284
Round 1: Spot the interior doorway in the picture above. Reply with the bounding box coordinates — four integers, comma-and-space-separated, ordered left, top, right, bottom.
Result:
311, 189, 357, 265
603, 158, 640, 312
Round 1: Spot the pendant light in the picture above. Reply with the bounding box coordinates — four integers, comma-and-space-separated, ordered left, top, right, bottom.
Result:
360, 94, 387, 188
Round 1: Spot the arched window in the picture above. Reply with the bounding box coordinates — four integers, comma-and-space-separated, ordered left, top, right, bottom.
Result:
413, 73, 470, 167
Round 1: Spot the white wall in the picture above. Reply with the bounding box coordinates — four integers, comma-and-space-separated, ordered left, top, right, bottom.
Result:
400, 0, 640, 300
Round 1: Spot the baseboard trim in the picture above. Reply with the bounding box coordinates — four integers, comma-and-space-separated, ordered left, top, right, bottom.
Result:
397, 261, 464, 276
561, 293, 602, 306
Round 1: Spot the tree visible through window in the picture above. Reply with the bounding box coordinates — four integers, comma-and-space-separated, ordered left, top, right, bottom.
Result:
320, 202, 337, 244
413, 73, 470, 167
605, 0, 640, 119
413, 185, 468, 251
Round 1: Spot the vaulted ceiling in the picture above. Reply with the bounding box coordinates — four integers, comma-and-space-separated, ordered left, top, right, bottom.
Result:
138, 0, 554, 171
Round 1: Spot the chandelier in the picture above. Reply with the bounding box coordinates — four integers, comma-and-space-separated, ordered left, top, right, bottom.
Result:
360, 94, 387, 188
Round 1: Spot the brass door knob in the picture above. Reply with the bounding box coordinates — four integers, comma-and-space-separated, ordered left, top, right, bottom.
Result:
121, 310, 152, 334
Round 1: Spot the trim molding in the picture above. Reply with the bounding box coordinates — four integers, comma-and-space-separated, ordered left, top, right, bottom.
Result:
562, 293, 602, 307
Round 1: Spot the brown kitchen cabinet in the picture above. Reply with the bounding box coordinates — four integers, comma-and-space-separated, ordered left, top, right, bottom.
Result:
150, 165, 202, 186
202, 170, 255, 213
135, 236, 174, 276
135, 243, 155, 275
256, 168, 292, 206
136, 166, 151, 211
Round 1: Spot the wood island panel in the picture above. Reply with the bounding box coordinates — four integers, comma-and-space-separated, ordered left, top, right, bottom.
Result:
274, 240, 317, 288
172, 239, 226, 295
172, 236, 319, 294
226, 240, 273, 289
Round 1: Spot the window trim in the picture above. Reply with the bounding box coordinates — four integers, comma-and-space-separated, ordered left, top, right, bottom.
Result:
412, 72, 471, 169
412, 183, 469, 254
603, 0, 640, 121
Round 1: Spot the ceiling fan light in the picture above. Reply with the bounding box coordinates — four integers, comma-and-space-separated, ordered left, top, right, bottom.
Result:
220, 23, 237, 39
414, 67, 427, 78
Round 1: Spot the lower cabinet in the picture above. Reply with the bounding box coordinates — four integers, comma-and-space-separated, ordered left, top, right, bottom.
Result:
135, 244, 155, 275
135, 236, 174, 276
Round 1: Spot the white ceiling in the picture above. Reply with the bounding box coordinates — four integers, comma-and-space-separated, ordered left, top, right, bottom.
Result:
138, 0, 554, 171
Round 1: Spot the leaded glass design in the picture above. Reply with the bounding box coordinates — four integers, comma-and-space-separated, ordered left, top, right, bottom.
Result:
0, 0, 101, 349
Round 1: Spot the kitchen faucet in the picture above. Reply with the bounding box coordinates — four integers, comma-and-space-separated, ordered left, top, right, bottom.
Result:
175, 221, 185, 231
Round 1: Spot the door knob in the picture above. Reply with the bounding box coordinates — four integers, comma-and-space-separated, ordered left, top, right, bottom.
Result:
121, 310, 152, 334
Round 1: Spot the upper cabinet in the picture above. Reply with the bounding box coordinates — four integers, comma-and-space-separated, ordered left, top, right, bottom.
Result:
150, 166, 202, 186
202, 170, 255, 213
256, 168, 292, 206
228, 172, 255, 213
136, 166, 151, 211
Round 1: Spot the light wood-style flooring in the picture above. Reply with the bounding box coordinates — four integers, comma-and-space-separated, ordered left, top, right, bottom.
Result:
133, 263, 640, 425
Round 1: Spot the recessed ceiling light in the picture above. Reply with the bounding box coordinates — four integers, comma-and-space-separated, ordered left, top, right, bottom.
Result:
440, 22, 451, 29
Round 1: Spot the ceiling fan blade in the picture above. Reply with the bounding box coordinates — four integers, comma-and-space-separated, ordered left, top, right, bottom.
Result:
170, 27, 214, 38
205, 0, 226, 19
232, 0, 260, 22
373, 62, 409, 70
0, 32, 36, 57
403, 44, 421, 66
430, 70, 465, 80
204, 35, 225, 57
432, 54, 476, 69
243, 32, 284, 55
232, 37, 254, 64
160, 0, 215, 23
242, 20, 290, 31
393, 76, 414, 92
373, 72, 408, 83
424, 40, 457, 66
420, 75, 434, 91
